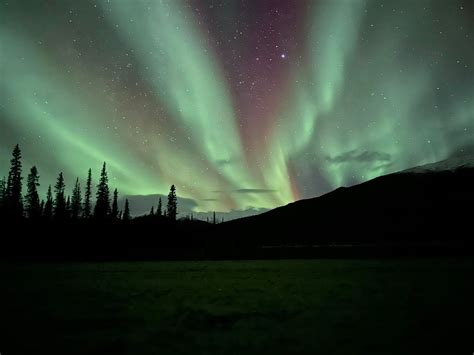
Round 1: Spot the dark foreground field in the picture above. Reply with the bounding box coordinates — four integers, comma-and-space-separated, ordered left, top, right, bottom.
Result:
1, 259, 473, 355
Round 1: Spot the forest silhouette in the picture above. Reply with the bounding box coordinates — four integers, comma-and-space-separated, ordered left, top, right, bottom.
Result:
1, 144, 473, 261
1, 144, 179, 224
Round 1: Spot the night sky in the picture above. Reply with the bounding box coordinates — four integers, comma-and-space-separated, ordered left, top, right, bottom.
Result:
1, 0, 473, 214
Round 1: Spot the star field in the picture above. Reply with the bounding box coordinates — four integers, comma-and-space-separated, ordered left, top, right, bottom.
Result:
1, 0, 473, 212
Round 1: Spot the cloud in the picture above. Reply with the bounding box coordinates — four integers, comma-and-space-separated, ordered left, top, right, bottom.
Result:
326, 149, 391, 165
370, 161, 393, 171
233, 188, 277, 194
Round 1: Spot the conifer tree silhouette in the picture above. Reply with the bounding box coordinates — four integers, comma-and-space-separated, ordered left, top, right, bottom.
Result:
83, 168, 92, 219
25, 166, 41, 220
111, 188, 119, 219
6, 144, 23, 219
167, 184, 177, 221
123, 198, 131, 221
43, 185, 53, 221
157, 197, 162, 217
71, 178, 82, 220
94, 162, 110, 219
54, 172, 66, 220
150, 206, 155, 215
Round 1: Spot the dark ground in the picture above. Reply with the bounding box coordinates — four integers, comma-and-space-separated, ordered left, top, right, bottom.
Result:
1, 258, 473, 355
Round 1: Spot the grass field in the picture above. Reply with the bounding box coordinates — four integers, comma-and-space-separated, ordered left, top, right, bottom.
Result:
1, 259, 473, 355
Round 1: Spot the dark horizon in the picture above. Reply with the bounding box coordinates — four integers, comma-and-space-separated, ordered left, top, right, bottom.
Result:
2, 142, 474, 225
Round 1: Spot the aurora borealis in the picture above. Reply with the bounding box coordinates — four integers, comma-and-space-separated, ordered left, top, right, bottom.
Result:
1, 0, 473, 214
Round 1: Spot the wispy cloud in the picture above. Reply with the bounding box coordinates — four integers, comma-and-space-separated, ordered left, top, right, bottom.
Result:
327, 149, 391, 165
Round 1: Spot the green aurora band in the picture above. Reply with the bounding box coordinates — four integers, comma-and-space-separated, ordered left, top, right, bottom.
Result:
1, 0, 473, 213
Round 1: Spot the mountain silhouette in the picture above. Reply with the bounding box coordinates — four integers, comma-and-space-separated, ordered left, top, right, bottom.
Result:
223, 157, 474, 246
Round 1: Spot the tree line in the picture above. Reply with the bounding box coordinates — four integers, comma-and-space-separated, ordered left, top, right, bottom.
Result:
0, 145, 178, 223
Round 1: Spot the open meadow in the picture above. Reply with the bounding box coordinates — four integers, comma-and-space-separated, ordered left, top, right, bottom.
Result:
1, 259, 473, 355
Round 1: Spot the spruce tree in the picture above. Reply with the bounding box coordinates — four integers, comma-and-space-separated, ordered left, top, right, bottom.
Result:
71, 178, 82, 220
157, 197, 162, 217
150, 206, 154, 215
54, 172, 66, 220
83, 168, 92, 219
6, 144, 23, 219
111, 188, 119, 219
166, 184, 177, 221
94, 162, 110, 219
123, 199, 131, 221
25, 166, 41, 220
43, 185, 53, 220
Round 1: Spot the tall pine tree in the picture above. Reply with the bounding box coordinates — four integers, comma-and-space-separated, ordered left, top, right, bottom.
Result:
83, 168, 92, 219
6, 144, 23, 219
111, 188, 119, 219
123, 199, 131, 221
71, 178, 82, 220
157, 197, 162, 217
54, 172, 66, 220
25, 166, 41, 220
94, 162, 110, 219
167, 184, 177, 221
43, 185, 53, 220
